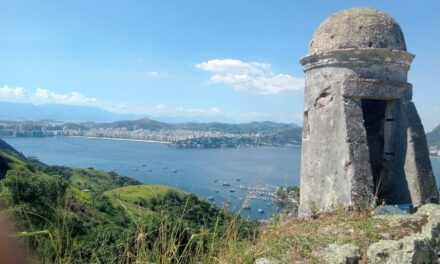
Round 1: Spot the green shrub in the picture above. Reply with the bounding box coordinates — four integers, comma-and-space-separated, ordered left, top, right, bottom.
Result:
1, 168, 67, 227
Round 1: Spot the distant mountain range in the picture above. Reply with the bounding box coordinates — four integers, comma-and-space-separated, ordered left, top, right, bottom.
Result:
427, 124, 440, 147
94, 118, 299, 133
0, 101, 288, 125
0, 102, 145, 123
0, 117, 302, 148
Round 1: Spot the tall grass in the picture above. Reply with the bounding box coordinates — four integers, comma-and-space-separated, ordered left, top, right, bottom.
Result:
12, 191, 258, 264
118, 193, 257, 263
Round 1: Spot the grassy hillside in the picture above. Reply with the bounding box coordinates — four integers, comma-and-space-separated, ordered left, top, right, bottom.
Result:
105, 184, 183, 202
0, 138, 257, 263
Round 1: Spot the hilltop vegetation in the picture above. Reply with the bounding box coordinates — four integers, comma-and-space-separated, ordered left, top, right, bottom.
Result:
170, 128, 302, 148
94, 118, 302, 148
94, 118, 299, 133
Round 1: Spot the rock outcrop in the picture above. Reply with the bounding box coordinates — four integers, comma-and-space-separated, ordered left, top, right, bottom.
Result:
323, 244, 360, 264
322, 204, 440, 264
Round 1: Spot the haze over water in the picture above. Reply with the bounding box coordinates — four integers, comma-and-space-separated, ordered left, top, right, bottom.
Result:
3, 136, 440, 220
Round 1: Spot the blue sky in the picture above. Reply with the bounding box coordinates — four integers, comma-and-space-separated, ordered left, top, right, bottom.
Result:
0, 0, 439, 129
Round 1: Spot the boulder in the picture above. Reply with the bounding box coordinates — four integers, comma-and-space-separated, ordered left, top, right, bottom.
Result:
400, 235, 437, 263
323, 243, 360, 264
415, 203, 440, 217
255, 258, 279, 264
367, 240, 401, 264
367, 235, 438, 264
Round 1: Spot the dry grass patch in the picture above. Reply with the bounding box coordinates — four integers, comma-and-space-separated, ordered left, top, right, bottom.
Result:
250, 209, 427, 263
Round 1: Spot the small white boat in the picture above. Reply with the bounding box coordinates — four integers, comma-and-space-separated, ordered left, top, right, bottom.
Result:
229, 189, 235, 193
258, 209, 264, 214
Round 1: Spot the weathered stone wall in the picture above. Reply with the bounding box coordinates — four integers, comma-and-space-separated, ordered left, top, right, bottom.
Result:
401, 102, 440, 205
300, 67, 354, 215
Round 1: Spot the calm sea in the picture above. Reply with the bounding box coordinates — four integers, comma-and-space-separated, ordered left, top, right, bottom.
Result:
3, 137, 440, 220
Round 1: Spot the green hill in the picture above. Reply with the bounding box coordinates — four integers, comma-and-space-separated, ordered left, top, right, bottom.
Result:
0, 138, 23, 157
97, 117, 171, 130
91, 117, 299, 133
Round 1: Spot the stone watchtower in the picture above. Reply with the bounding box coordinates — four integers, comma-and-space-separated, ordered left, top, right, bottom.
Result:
299, 8, 439, 216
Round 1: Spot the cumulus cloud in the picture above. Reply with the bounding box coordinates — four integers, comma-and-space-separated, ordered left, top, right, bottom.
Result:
110, 103, 222, 117
0, 85, 27, 101
174, 106, 221, 115
0, 85, 100, 107
0, 85, 223, 118
147, 71, 166, 78
196, 59, 304, 95
0, 85, 299, 123
32, 88, 99, 106
147, 71, 160, 77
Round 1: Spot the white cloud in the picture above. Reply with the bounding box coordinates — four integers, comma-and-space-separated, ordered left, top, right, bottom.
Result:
0, 85, 300, 123
0, 85, 27, 101
32, 88, 99, 106
148, 71, 160, 77
0, 85, 224, 118
174, 106, 221, 115
196, 59, 304, 95
147, 71, 165, 78
108, 103, 222, 117
0, 85, 102, 109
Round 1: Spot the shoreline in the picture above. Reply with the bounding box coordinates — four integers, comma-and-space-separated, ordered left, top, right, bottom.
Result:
2, 135, 301, 148
65, 136, 171, 144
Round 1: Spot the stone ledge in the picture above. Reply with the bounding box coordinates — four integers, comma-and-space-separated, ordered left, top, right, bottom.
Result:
300, 48, 415, 72
342, 78, 412, 100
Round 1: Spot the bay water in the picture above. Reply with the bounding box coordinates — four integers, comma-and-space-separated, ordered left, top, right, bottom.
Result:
3, 136, 440, 220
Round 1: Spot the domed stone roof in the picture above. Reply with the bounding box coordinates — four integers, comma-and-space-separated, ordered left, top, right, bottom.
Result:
308, 8, 407, 54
